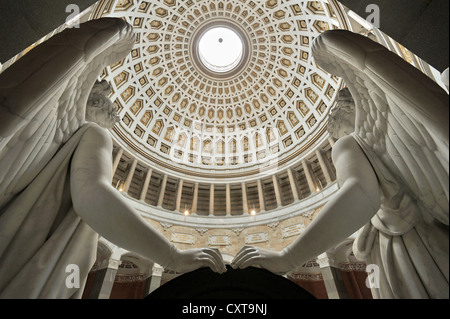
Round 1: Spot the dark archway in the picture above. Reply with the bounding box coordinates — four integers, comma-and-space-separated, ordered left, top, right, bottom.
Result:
146, 266, 315, 299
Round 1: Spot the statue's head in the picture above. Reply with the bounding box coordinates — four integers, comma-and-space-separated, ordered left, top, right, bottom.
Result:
327, 88, 356, 139
86, 80, 120, 129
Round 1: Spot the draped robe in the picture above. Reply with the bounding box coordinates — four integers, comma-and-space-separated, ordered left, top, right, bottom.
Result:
313, 30, 449, 298
0, 124, 98, 298
0, 18, 134, 298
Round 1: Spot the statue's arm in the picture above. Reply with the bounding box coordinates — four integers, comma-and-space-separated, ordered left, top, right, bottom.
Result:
70, 125, 226, 273
232, 135, 380, 273
284, 136, 380, 264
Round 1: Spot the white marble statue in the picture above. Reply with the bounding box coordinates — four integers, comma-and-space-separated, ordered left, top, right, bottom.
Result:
442, 67, 449, 91
232, 30, 449, 299
0, 18, 226, 299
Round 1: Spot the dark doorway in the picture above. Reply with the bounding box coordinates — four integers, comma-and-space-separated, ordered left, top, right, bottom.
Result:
146, 266, 315, 299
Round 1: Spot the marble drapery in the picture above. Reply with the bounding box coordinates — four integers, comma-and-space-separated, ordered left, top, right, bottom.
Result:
0, 18, 135, 298
0, 124, 98, 298
313, 30, 449, 298
231, 30, 448, 299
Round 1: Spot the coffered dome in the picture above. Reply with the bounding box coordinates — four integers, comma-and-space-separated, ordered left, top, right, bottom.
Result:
94, 0, 351, 179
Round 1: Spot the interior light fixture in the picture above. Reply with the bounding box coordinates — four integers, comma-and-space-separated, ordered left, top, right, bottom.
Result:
116, 179, 124, 192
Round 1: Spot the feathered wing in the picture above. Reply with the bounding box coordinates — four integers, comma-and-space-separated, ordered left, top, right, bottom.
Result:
0, 18, 135, 208
312, 30, 449, 226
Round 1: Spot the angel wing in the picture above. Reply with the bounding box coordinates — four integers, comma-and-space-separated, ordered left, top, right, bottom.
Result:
312, 30, 449, 226
0, 18, 135, 209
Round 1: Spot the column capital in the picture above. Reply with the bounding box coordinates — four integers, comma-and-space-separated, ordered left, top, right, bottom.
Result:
316, 252, 349, 299
147, 264, 165, 295
152, 264, 164, 277
98, 258, 122, 270
316, 252, 339, 269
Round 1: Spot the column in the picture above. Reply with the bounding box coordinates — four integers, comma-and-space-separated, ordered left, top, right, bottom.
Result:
328, 137, 336, 147
226, 184, 231, 216
209, 184, 214, 216
139, 168, 153, 201
157, 174, 168, 207
192, 182, 199, 214
123, 158, 138, 194
241, 182, 249, 214
146, 264, 164, 296
287, 168, 299, 201
317, 252, 349, 299
88, 258, 121, 299
175, 179, 184, 212
272, 175, 282, 207
257, 179, 265, 212
302, 160, 317, 193
112, 148, 123, 176
316, 150, 333, 184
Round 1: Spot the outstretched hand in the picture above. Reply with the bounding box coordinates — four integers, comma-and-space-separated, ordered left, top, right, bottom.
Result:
165, 247, 227, 274
231, 246, 296, 275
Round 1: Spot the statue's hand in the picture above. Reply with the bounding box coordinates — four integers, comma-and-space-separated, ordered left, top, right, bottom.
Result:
231, 246, 295, 275
165, 247, 227, 274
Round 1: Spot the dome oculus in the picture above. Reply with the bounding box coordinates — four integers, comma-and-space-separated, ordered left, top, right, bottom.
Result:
96, 0, 351, 176
198, 27, 243, 73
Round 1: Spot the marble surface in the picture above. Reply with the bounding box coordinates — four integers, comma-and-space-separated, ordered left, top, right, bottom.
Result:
0, 18, 225, 299
232, 30, 449, 299
442, 68, 449, 90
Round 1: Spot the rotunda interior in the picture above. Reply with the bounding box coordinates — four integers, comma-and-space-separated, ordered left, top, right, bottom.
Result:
1, 0, 447, 300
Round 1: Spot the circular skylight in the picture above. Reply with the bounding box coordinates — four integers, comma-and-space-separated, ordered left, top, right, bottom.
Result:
99, 0, 350, 177
198, 27, 243, 73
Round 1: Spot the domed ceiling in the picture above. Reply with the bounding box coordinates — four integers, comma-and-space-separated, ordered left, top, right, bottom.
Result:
94, 0, 351, 178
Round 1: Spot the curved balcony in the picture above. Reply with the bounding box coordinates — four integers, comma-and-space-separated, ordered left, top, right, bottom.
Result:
111, 136, 339, 228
